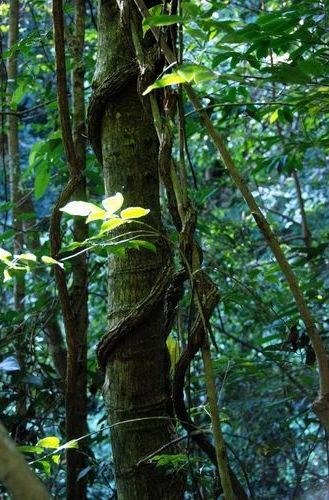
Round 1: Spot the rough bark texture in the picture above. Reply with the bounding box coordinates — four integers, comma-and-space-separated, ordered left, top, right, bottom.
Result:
89, 1, 185, 498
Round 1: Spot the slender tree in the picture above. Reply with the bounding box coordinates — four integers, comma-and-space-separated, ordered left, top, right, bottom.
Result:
51, 0, 88, 497
7, 0, 27, 443
68, 0, 89, 496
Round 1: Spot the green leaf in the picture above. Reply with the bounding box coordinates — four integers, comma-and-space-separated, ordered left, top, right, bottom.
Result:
41, 256, 64, 269
193, 66, 217, 83
143, 64, 217, 95
166, 336, 180, 371
128, 240, 156, 252
0, 248, 12, 261
34, 164, 50, 199
52, 454, 60, 464
271, 64, 311, 84
59, 241, 84, 253
86, 209, 106, 223
10, 80, 28, 109
18, 445, 43, 454
143, 73, 186, 95
100, 218, 127, 232
17, 253, 37, 262
269, 109, 279, 124
37, 436, 60, 449
142, 14, 182, 34
36, 460, 51, 476
60, 201, 100, 216
298, 58, 324, 77
3, 269, 11, 282
120, 207, 150, 219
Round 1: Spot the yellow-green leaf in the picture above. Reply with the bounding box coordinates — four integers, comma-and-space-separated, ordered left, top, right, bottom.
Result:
52, 454, 60, 464
37, 436, 60, 449
142, 14, 182, 35
143, 73, 186, 95
166, 336, 180, 371
0, 248, 12, 261
120, 207, 150, 219
3, 269, 11, 282
102, 193, 124, 215
41, 256, 64, 269
100, 218, 126, 232
60, 201, 100, 216
17, 253, 37, 262
86, 209, 106, 223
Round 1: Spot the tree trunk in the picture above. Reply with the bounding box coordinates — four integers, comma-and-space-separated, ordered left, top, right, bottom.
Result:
51, 0, 89, 496
7, 0, 27, 443
89, 1, 185, 498
67, 0, 89, 497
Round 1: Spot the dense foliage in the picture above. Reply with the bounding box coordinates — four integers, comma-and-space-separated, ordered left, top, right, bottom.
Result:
1, 0, 329, 498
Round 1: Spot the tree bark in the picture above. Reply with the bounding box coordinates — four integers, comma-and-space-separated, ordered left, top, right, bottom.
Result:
89, 1, 185, 498
51, 0, 89, 497
67, 0, 89, 497
7, 0, 27, 443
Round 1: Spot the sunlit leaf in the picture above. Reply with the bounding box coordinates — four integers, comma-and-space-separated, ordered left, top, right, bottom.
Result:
18, 445, 43, 454
36, 460, 51, 476
37, 436, 60, 449
17, 253, 37, 262
120, 207, 150, 219
142, 14, 182, 35
269, 109, 279, 124
52, 454, 60, 464
166, 336, 180, 371
41, 256, 64, 269
143, 73, 186, 95
86, 209, 106, 223
60, 201, 100, 216
102, 192, 124, 214
3, 269, 11, 282
101, 219, 127, 232
0, 247, 12, 261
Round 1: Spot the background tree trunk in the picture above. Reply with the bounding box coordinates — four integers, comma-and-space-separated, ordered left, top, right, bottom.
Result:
7, 0, 27, 443
89, 1, 185, 498
67, 0, 89, 497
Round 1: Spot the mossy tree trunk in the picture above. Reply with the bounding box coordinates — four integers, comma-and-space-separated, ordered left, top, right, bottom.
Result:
89, 1, 185, 498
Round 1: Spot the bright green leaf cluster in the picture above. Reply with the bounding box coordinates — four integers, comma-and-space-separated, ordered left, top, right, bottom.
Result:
143, 64, 216, 95
60, 192, 150, 234
0, 247, 63, 282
